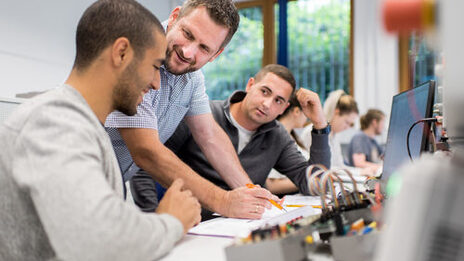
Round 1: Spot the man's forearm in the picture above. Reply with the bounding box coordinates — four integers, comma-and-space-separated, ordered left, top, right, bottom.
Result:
119, 127, 273, 219
195, 123, 252, 188
308, 132, 331, 169
353, 155, 381, 169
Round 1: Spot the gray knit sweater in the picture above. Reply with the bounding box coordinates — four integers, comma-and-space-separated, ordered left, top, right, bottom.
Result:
0, 85, 183, 261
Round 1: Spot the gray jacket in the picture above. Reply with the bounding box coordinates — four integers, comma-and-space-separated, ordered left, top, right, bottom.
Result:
166, 91, 331, 194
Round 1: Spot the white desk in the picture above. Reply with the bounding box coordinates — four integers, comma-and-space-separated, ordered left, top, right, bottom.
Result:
160, 234, 233, 261
161, 233, 334, 261
160, 193, 365, 261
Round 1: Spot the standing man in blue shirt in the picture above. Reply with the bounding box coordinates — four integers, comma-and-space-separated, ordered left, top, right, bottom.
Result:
106, 0, 275, 219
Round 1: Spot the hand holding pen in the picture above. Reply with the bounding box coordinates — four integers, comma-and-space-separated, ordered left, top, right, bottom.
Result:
221, 185, 278, 219
246, 184, 287, 212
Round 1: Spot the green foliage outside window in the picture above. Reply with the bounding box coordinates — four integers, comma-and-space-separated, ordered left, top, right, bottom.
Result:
201, 7, 263, 100
202, 0, 350, 102
286, 0, 350, 102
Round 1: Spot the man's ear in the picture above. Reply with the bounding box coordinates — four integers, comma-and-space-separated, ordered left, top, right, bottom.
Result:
167, 6, 181, 30
111, 37, 133, 69
209, 48, 225, 62
245, 77, 255, 92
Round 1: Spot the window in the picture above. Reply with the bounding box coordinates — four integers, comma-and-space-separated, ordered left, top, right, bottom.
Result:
410, 33, 437, 86
202, 0, 351, 102
202, 7, 263, 100
284, 0, 350, 101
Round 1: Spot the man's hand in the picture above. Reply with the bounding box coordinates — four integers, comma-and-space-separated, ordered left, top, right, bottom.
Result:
156, 179, 201, 234
296, 88, 327, 129
219, 186, 279, 219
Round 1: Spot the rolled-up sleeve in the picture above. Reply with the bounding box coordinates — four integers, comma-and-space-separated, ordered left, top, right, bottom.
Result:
185, 71, 211, 117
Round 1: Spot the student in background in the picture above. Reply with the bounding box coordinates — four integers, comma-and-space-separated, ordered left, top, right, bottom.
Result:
300, 90, 376, 176
266, 95, 308, 195
323, 90, 359, 170
348, 109, 385, 173
0, 1, 200, 260
165, 65, 331, 210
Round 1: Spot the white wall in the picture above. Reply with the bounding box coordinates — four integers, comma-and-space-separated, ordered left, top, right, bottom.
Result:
0, 0, 174, 98
350, 0, 399, 143
354, 0, 398, 111
1, 0, 399, 116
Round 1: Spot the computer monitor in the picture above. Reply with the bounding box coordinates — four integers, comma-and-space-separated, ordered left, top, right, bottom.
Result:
381, 80, 435, 180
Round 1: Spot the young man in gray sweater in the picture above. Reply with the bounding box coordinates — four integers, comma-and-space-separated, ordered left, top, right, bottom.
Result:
0, 1, 200, 260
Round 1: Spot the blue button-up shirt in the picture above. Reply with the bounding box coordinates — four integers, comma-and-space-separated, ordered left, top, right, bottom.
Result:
105, 66, 211, 181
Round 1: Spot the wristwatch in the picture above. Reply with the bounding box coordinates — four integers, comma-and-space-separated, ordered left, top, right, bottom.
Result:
312, 123, 331, 135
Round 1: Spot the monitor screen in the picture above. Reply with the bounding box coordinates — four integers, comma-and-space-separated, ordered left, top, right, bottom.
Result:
381, 81, 435, 180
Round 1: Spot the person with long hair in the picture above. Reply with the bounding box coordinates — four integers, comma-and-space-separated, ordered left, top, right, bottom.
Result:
301, 90, 377, 176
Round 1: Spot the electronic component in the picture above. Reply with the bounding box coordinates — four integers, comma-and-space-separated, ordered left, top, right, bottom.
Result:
225, 165, 382, 261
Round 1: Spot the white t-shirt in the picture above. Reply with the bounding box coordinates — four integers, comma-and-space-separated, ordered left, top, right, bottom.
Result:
229, 112, 256, 154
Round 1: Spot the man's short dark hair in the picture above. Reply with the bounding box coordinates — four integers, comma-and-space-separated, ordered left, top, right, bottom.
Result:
254, 64, 297, 93
74, 0, 164, 70
178, 0, 239, 50
360, 109, 385, 130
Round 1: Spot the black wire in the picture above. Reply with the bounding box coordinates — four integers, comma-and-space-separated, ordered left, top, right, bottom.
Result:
407, 118, 437, 161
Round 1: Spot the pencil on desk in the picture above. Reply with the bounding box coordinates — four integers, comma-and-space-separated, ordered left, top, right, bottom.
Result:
284, 204, 306, 208
269, 199, 286, 211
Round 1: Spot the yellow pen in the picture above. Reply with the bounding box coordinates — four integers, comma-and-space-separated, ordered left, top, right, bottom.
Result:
246, 183, 287, 212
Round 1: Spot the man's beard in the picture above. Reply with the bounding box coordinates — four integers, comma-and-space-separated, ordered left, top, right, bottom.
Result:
164, 46, 198, 75
112, 60, 142, 116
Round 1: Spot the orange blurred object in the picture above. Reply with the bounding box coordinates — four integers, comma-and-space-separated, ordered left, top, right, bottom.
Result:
383, 0, 435, 33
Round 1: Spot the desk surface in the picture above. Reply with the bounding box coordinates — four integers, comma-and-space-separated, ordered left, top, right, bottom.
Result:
161, 234, 334, 261
160, 193, 359, 261
160, 234, 233, 261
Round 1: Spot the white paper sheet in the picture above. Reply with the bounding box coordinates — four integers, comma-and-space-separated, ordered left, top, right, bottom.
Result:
188, 217, 265, 238
281, 195, 324, 207
188, 198, 322, 238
